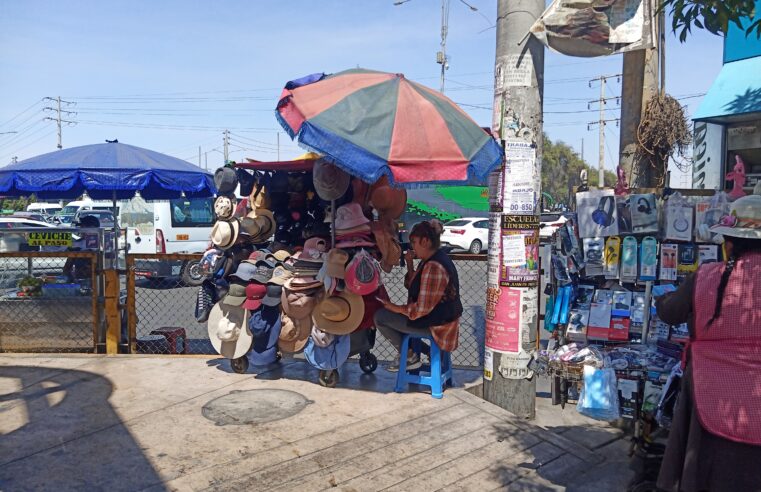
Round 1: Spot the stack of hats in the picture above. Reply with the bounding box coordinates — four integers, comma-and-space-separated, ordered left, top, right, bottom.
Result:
334, 202, 375, 249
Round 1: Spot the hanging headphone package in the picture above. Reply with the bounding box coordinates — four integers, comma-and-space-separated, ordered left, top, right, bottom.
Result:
620, 236, 639, 282
583, 237, 605, 276
639, 236, 658, 281
629, 193, 658, 234
604, 236, 621, 279
664, 193, 694, 242
576, 190, 619, 238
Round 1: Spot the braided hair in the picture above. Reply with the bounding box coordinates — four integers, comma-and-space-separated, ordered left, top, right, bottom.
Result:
708, 237, 761, 325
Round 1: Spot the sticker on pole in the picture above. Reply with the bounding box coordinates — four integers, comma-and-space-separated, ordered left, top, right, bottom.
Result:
498, 350, 534, 380
27, 231, 73, 247
484, 349, 494, 381
485, 286, 521, 353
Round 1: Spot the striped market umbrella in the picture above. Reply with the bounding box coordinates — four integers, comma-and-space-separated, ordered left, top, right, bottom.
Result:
276, 68, 503, 186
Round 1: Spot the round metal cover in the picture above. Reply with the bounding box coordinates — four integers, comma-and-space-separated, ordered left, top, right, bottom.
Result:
202, 389, 311, 426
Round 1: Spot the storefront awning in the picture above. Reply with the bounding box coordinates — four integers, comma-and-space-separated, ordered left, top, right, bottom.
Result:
693, 56, 761, 123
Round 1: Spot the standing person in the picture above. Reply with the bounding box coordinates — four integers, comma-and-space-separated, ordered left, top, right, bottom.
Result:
655, 195, 761, 492
374, 220, 463, 371
63, 214, 101, 281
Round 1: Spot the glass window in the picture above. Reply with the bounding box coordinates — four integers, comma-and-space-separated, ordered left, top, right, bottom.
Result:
170, 198, 214, 228
474, 220, 489, 229
119, 197, 154, 234
444, 219, 470, 227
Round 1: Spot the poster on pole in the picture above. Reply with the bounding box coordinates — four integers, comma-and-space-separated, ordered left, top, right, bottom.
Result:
487, 212, 502, 288
502, 140, 537, 215
500, 215, 540, 287
485, 286, 522, 353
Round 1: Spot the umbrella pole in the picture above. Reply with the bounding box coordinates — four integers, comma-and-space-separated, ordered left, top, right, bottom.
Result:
104, 190, 121, 355
330, 199, 336, 248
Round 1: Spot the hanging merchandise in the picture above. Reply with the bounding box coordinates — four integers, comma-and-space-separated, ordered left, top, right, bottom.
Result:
664, 192, 694, 242
577, 190, 620, 238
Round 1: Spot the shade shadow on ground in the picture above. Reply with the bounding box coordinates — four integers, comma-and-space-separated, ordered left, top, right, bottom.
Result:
0, 365, 165, 491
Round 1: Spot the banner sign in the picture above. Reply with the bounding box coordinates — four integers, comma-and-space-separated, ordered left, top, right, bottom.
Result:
27, 232, 72, 247
692, 121, 724, 190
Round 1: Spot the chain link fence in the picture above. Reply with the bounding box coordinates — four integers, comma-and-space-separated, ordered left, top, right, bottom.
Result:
127, 253, 487, 368
0, 251, 98, 353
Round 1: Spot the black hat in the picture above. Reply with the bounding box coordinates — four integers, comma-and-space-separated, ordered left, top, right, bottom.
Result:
236, 168, 255, 197
214, 167, 238, 195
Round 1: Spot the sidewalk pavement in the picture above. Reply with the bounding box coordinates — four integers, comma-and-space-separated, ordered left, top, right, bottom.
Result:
0, 354, 632, 491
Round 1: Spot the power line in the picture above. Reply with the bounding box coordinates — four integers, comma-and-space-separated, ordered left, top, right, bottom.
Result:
0, 99, 44, 130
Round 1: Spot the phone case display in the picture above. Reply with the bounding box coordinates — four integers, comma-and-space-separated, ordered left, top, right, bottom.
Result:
583, 237, 605, 276
604, 236, 621, 279
620, 236, 638, 282
616, 196, 633, 235
588, 290, 613, 340
677, 244, 698, 276
659, 243, 678, 281
629, 193, 658, 234
639, 237, 657, 281
577, 190, 619, 238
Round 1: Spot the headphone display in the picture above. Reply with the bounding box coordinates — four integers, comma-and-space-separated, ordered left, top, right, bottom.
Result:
592, 196, 615, 227
637, 197, 652, 214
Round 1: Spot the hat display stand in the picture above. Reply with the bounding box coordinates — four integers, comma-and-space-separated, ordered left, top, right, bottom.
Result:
208, 157, 404, 382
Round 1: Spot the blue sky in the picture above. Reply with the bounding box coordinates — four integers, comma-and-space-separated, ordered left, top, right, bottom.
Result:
0, 0, 723, 186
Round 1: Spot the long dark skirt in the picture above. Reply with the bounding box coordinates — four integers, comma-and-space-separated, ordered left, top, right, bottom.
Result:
657, 366, 761, 492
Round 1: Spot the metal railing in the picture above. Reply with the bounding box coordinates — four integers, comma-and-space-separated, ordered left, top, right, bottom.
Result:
125, 252, 487, 368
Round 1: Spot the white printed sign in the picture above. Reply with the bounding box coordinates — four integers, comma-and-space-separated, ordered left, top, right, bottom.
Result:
502, 234, 526, 267
502, 141, 537, 215
504, 54, 533, 87
484, 349, 494, 381
498, 350, 535, 380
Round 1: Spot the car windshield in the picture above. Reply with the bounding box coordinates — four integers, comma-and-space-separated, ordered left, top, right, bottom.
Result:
541, 214, 561, 222
444, 220, 470, 227
60, 206, 79, 215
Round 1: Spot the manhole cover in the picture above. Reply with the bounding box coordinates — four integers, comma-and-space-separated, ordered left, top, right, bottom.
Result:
202, 389, 312, 426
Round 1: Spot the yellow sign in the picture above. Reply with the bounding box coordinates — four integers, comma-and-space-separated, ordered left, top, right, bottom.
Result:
27, 231, 73, 247
176, 234, 189, 240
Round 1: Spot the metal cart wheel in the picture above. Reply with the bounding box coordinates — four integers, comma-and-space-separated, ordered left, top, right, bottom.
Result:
231, 356, 249, 374
359, 352, 378, 374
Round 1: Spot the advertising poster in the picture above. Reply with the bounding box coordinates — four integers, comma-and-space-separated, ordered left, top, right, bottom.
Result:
487, 212, 502, 288
500, 215, 539, 287
485, 286, 521, 353
502, 140, 537, 215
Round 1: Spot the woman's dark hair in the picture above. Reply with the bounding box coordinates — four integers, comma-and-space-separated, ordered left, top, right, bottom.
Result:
409, 220, 444, 250
708, 236, 761, 325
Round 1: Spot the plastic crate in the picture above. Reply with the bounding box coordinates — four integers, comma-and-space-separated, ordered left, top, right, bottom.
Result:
41, 284, 82, 298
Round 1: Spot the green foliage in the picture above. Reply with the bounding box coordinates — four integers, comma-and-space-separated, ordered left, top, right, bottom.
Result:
541, 134, 616, 209
0, 195, 33, 212
658, 0, 760, 41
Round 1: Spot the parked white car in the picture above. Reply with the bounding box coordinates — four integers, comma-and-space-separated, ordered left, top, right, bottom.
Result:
539, 212, 568, 239
440, 217, 489, 254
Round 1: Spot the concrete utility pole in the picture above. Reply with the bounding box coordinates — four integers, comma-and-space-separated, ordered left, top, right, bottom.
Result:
587, 75, 621, 187
619, 19, 660, 187
43, 96, 76, 150
223, 130, 230, 164
484, 0, 544, 420
198, 146, 202, 168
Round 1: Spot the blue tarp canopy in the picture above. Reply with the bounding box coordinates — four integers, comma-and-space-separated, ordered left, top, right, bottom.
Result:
693, 56, 761, 122
0, 142, 216, 200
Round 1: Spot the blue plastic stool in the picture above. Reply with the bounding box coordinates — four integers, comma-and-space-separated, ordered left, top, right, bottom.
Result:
394, 333, 453, 399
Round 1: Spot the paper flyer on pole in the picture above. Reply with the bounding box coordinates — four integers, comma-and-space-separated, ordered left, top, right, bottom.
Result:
485, 286, 521, 353
502, 141, 537, 215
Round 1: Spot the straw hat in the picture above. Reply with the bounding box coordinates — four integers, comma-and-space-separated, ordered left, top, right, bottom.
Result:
277, 312, 311, 353
325, 249, 349, 279
711, 195, 761, 240
313, 159, 350, 201
312, 290, 365, 335
207, 301, 252, 359
211, 219, 240, 250
241, 208, 275, 243
214, 195, 236, 220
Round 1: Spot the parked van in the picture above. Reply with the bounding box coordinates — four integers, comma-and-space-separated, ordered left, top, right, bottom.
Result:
59, 199, 117, 226
119, 196, 213, 286
27, 202, 63, 217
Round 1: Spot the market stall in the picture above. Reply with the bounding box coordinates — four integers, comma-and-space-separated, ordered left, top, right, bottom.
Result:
197, 68, 503, 388
533, 184, 732, 480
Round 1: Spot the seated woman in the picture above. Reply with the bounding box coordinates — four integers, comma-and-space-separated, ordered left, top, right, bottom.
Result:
374, 220, 463, 371
63, 215, 100, 282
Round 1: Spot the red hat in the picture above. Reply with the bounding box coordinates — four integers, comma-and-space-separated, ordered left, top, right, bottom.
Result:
242, 283, 267, 310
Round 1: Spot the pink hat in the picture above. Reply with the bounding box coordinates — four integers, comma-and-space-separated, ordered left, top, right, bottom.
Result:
344, 251, 380, 296
300, 237, 328, 263
334, 202, 370, 231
